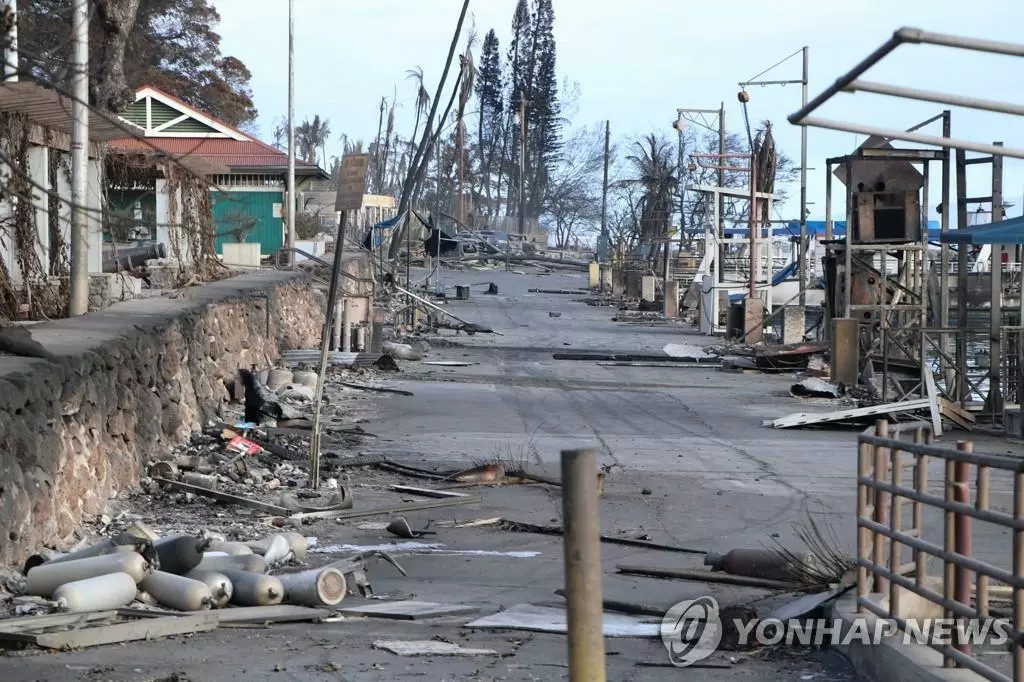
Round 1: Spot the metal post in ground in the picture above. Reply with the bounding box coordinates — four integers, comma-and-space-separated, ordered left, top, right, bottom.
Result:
309, 211, 348, 489
561, 448, 606, 681
953, 442, 973, 658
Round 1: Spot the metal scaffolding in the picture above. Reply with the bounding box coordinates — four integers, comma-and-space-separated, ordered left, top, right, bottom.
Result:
792, 26, 1022, 420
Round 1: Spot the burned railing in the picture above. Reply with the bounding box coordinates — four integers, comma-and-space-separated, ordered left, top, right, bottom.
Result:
857, 419, 1024, 681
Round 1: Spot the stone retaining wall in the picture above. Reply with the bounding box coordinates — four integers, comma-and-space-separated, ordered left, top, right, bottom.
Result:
0, 271, 326, 566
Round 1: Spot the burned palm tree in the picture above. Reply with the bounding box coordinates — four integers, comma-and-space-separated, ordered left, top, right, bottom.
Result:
753, 121, 777, 228
626, 134, 677, 261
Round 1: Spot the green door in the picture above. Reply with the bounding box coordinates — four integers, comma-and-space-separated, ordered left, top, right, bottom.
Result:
211, 190, 284, 255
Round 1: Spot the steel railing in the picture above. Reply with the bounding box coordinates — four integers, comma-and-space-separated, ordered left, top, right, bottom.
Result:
857, 419, 1024, 681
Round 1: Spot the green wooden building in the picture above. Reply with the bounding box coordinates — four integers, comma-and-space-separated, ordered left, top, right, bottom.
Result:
108, 85, 327, 257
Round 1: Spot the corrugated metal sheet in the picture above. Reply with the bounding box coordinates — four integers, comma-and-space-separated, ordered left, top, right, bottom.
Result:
0, 81, 144, 142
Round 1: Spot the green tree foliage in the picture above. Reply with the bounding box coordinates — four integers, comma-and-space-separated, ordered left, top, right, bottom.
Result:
18, 0, 257, 125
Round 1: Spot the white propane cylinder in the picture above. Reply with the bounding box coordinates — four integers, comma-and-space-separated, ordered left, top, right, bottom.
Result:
207, 540, 254, 556
277, 567, 346, 607
26, 552, 151, 598
219, 570, 284, 606
279, 532, 309, 562
195, 553, 267, 574
184, 570, 234, 608
53, 572, 138, 613
141, 571, 215, 611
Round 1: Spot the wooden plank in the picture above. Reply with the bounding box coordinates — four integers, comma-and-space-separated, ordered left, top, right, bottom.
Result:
923, 368, 944, 437
388, 485, 470, 499
338, 600, 478, 620
763, 398, 933, 429
11, 613, 218, 650
0, 610, 119, 634
216, 606, 330, 624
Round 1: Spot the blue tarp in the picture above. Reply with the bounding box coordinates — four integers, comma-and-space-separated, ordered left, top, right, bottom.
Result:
938, 215, 1024, 245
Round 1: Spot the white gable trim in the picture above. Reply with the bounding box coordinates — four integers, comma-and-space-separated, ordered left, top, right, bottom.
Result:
134, 86, 249, 141
151, 113, 190, 133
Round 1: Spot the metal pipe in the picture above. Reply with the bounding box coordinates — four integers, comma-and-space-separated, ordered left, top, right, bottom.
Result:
956, 149, 969, 403
799, 46, 809, 306
560, 448, 606, 682
68, 0, 89, 316
749, 156, 757, 300
286, 0, 296, 269
896, 26, 1024, 57
940, 112, 952, 387
1014, 471, 1024, 680
599, 120, 610, 263
309, 210, 349, 489
848, 80, 1024, 117
788, 32, 903, 125
953, 444, 973, 657
795, 116, 1024, 161
515, 97, 526, 272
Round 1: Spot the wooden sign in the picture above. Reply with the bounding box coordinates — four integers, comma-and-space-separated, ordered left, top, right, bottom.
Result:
335, 153, 371, 211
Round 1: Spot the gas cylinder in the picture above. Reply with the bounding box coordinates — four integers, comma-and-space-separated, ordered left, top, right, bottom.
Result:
277, 567, 346, 607
219, 570, 283, 606
703, 548, 815, 583
53, 572, 138, 612
154, 535, 210, 575
141, 571, 214, 611
184, 570, 233, 608
207, 540, 254, 556
26, 552, 151, 598
195, 553, 267, 574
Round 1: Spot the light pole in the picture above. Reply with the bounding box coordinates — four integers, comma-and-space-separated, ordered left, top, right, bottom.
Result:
286, 0, 296, 269
738, 45, 809, 305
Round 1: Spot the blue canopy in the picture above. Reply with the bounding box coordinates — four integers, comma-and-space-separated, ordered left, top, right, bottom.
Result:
938, 215, 1024, 245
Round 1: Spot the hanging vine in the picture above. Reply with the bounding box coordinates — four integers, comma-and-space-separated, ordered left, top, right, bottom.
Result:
164, 163, 220, 284
0, 112, 65, 321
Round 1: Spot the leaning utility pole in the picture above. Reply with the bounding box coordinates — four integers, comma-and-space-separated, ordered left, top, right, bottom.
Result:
599, 120, 610, 262
68, 0, 89, 316
286, 0, 296, 269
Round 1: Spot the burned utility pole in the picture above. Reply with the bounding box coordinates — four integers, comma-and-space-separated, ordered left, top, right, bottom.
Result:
599, 120, 610, 263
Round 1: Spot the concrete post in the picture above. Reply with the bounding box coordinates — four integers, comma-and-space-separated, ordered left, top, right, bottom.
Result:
599, 265, 612, 292
641, 275, 656, 302
664, 281, 679, 319
782, 306, 805, 345
743, 297, 764, 345
611, 267, 624, 296
831, 317, 859, 385
588, 262, 600, 289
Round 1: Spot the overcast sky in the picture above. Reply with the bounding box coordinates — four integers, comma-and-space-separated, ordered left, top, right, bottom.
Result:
214, 0, 1023, 225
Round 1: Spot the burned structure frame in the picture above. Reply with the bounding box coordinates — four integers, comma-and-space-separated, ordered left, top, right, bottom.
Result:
790, 27, 1024, 420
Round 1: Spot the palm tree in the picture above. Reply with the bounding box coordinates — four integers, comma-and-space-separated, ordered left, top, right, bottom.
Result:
296, 115, 331, 166
626, 134, 677, 257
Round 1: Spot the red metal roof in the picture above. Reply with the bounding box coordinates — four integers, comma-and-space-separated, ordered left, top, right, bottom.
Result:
108, 137, 320, 173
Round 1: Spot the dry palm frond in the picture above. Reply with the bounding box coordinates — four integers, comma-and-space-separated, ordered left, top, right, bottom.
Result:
768, 511, 855, 588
